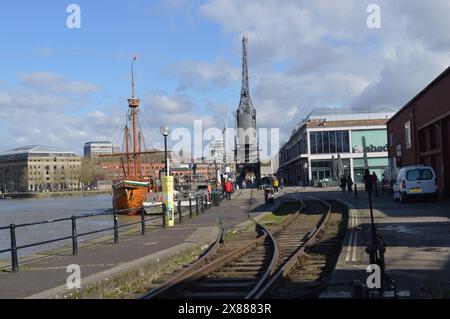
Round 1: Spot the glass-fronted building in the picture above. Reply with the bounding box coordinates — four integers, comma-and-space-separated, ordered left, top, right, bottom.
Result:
83, 141, 113, 158
277, 113, 393, 185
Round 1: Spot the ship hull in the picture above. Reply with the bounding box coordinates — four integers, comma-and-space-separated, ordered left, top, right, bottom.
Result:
112, 180, 149, 215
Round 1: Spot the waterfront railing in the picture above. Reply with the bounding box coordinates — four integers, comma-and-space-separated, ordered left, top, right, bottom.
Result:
0, 192, 215, 272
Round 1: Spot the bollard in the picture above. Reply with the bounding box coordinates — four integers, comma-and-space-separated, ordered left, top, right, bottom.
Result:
162, 204, 166, 229
178, 200, 182, 223
189, 198, 192, 219
113, 210, 119, 243
354, 183, 358, 198
10, 224, 18, 272
140, 207, 146, 235
71, 216, 78, 256
196, 197, 199, 216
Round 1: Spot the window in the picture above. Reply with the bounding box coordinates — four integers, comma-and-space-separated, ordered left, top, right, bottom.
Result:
343, 131, 350, 152
310, 130, 350, 154
323, 132, 330, 153
310, 133, 317, 154
389, 133, 395, 147
406, 169, 433, 181
405, 121, 412, 149
329, 131, 336, 153
317, 132, 323, 154
336, 131, 343, 153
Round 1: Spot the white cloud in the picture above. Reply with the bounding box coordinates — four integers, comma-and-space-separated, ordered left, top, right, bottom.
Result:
144, 92, 194, 114
0, 72, 111, 154
4, 1, 450, 155
198, 0, 450, 142
168, 59, 240, 91
18, 72, 99, 95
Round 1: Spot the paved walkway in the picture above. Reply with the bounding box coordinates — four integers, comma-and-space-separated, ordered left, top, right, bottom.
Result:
0, 189, 274, 299
290, 186, 450, 298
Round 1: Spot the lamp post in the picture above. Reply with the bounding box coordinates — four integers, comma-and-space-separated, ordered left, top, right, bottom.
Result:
161, 125, 169, 176
214, 159, 218, 188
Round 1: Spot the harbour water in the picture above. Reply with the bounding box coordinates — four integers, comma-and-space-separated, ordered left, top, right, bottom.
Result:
0, 194, 141, 259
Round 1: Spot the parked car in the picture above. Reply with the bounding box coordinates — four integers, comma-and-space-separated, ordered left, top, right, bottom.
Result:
393, 165, 438, 203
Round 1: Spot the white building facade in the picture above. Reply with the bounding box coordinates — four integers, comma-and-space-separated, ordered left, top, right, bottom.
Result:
83, 141, 113, 158
277, 113, 394, 185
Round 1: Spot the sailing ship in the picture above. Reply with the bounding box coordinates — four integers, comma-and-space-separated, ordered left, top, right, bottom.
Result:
111, 57, 150, 215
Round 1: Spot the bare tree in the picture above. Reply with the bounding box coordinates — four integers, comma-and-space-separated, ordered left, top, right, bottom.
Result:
19, 167, 29, 192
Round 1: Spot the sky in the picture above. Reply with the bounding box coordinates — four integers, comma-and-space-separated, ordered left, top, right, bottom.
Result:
1, 0, 450, 157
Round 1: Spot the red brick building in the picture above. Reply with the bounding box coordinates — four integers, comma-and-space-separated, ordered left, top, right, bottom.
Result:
90, 154, 217, 187
387, 67, 450, 197
98, 161, 166, 181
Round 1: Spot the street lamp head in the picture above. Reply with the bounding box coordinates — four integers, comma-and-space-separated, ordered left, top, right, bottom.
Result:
160, 125, 169, 137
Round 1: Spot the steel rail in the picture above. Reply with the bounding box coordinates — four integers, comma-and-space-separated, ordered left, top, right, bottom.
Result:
140, 190, 244, 299
252, 196, 333, 299
245, 198, 306, 299
139, 217, 225, 299
142, 189, 306, 299
141, 189, 251, 299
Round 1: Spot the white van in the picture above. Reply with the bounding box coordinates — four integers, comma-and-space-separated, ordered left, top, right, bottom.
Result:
393, 165, 438, 203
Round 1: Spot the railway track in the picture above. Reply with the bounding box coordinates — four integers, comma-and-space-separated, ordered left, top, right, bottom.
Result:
255, 198, 347, 299
140, 190, 346, 299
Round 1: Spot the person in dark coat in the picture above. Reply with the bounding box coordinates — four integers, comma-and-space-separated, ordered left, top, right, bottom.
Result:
340, 176, 347, 192
347, 175, 353, 193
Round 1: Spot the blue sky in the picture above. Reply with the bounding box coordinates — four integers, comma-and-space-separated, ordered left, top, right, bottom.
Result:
0, 1, 233, 111
1, 0, 450, 158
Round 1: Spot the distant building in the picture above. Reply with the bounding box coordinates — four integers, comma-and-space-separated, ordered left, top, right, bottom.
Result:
112, 144, 121, 154
205, 138, 226, 164
387, 66, 450, 197
89, 152, 168, 183
260, 159, 274, 177
0, 145, 81, 192
83, 141, 113, 158
277, 112, 393, 186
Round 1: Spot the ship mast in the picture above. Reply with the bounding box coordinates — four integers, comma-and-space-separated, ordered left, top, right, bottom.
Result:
128, 57, 140, 178
125, 124, 131, 176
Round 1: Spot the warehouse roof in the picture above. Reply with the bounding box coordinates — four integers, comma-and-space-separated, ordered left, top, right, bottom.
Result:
0, 145, 78, 158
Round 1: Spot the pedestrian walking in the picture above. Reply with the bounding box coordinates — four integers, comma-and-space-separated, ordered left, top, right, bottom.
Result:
371, 172, 378, 196
224, 179, 233, 200
347, 175, 353, 193
340, 176, 347, 192
273, 178, 279, 194
207, 183, 212, 203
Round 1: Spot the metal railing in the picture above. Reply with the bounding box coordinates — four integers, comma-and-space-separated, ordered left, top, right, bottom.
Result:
0, 193, 216, 272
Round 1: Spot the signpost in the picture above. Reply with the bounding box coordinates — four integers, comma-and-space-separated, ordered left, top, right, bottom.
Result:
162, 176, 174, 227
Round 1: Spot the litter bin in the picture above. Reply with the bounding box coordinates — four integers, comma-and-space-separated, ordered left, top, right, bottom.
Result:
264, 187, 274, 204
212, 191, 221, 207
